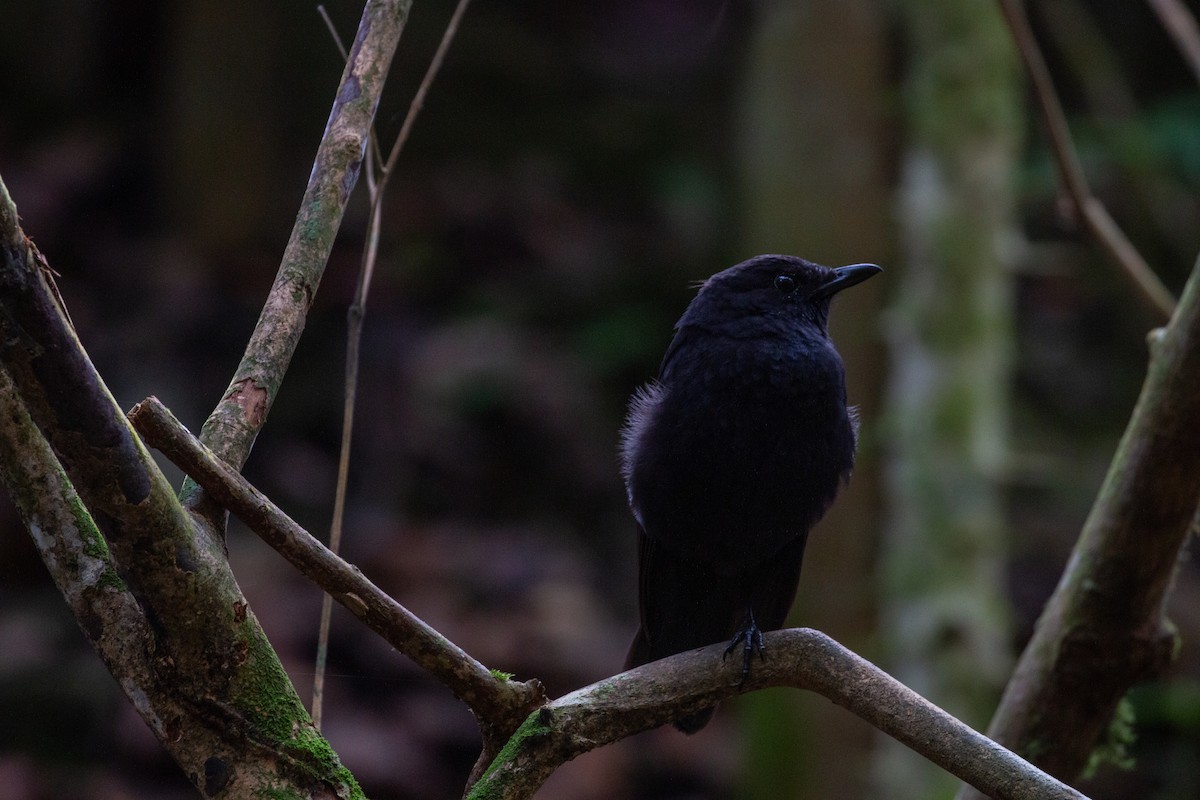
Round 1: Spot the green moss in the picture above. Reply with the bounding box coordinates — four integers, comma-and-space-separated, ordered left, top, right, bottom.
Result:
227, 622, 364, 798
1083, 696, 1137, 778
253, 788, 306, 800
231, 623, 308, 740
468, 710, 552, 799
589, 682, 614, 699
69, 495, 108, 557
253, 775, 363, 800
489, 668, 514, 682
63, 483, 127, 591
97, 569, 127, 592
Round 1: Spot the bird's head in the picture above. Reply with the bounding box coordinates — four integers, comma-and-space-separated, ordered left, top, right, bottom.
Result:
678, 254, 881, 336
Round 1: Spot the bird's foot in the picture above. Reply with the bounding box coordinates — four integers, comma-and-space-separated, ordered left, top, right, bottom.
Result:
722, 610, 765, 684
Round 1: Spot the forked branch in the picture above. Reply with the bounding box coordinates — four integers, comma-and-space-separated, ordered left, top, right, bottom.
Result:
130, 397, 546, 750
997, 0, 1176, 319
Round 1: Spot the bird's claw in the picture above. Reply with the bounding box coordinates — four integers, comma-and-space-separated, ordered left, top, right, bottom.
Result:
722, 613, 765, 684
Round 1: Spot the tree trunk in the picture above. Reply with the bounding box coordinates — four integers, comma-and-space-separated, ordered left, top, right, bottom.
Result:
736, 1, 891, 797
877, 1, 1023, 797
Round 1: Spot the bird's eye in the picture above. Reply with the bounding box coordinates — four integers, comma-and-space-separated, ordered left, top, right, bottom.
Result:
774, 274, 796, 295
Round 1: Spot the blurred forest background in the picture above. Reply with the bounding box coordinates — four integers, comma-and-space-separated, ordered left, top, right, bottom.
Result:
1, 0, 1199, 798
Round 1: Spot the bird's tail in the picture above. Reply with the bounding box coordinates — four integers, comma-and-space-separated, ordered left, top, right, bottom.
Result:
626, 532, 810, 734
626, 529, 748, 733
673, 707, 717, 733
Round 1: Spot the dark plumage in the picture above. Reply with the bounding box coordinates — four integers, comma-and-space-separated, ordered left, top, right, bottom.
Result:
621, 254, 880, 732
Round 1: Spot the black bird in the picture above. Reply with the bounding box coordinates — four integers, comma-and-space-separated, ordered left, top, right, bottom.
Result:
621, 254, 880, 732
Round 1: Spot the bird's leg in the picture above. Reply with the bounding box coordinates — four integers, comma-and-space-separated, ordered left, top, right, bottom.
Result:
723, 607, 765, 684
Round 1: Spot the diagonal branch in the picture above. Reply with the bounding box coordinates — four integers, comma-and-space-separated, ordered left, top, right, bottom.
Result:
131, 396, 546, 742
0, 369, 178, 742
184, 0, 414, 526
997, 0, 1176, 320
469, 629, 1090, 800
1147, 0, 1200, 84
0, 175, 208, 633
961, 253, 1200, 799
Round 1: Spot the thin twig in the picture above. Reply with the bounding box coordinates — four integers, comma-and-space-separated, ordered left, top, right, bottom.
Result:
380, 0, 472, 186
316, 5, 350, 62
312, 0, 472, 729
310, 1, 382, 731
312, 4, 351, 729
996, 0, 1176, 320
1146, 0, 1200, 84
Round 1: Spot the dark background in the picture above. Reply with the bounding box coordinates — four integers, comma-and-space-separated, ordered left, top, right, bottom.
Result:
1, 1, 1198, 798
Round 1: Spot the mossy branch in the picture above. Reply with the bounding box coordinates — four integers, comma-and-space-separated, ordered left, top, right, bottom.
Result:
961, 254, 1200, 798
0, 174, 362, 797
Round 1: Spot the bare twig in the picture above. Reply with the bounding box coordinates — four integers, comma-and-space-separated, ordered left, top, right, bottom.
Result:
1147, 0, 1200, 84
130, 396, 545, 740
960, 254, 1200, 799
469, 629, 1090, 800
312, 0, 472, 728
311, 0, 371, 732
378, 0, 473, 184
997, 0, 1175, 319
316, 5, 351, 62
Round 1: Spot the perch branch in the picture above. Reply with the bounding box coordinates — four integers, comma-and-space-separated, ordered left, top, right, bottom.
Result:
131, 396, 546, 741
469, 629, 1089, 800
961, 253, 1200, 799
997, 0, 1175, 319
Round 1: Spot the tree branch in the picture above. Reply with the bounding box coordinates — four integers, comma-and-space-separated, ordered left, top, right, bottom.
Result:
961, 254, 1200, 798
130, 396, 546, 743
469, 629, 1090, 800
1147, 0, 1200, 85
996, 0, 1176, 320
0, 176, 361, 797
0, 175, 219, 654
0, 369, 181, 743
184, 0, 414, 527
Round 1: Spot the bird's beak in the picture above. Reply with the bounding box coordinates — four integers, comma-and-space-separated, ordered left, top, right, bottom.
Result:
812, 263, 882, 301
